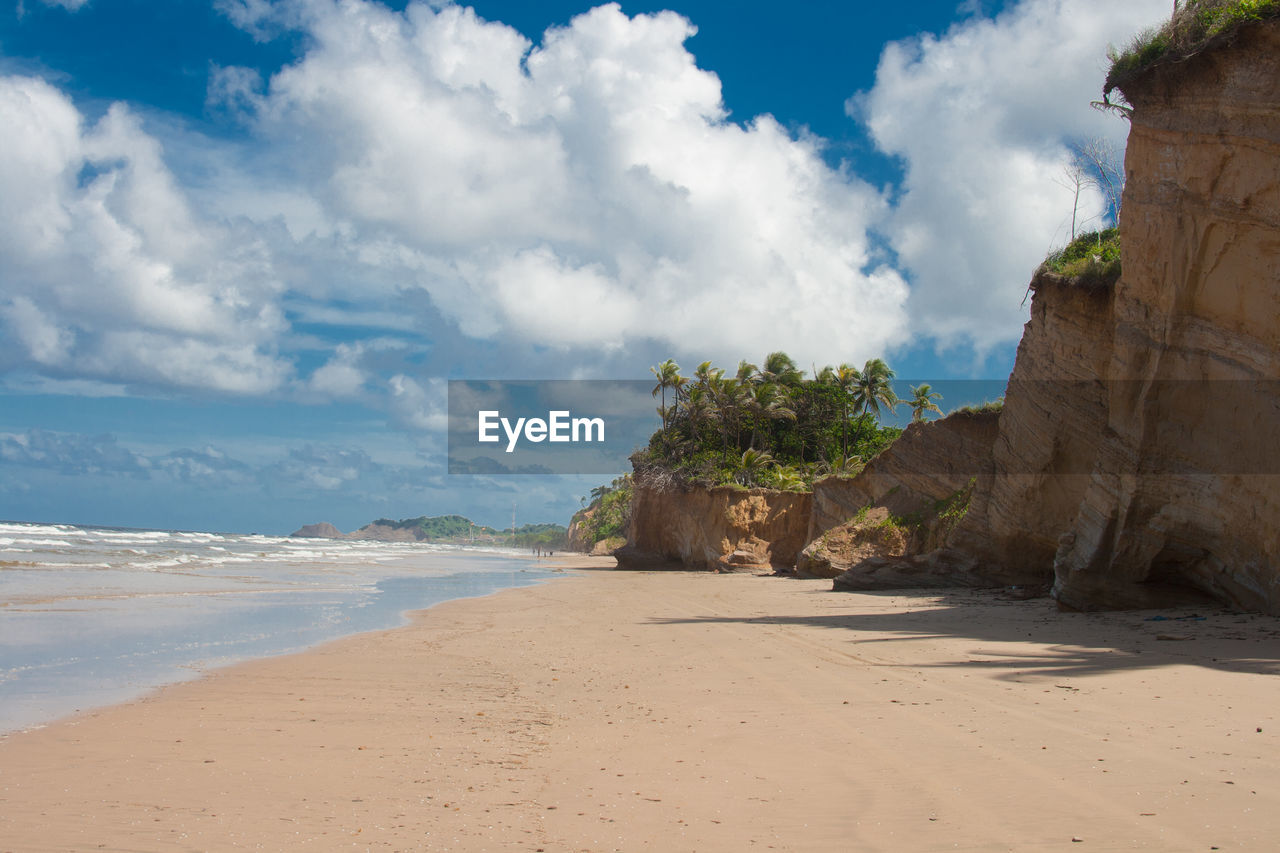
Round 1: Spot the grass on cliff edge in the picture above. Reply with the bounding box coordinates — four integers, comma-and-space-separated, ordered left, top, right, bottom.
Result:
1040, 228, 1121, 290
1106, 0, 1280, 94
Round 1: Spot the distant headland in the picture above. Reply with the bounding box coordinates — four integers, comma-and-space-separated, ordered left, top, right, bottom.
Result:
291, 514, 567, 550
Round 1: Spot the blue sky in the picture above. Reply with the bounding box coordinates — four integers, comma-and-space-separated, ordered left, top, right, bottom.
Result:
0, 0, 1170, 534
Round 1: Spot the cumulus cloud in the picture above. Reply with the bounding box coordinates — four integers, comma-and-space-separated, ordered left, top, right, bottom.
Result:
308, 342, 373, 398
2, 0, 1180, 408
0, 76, 291, 394
211, 0, 909, 370
0, 429, 149, 477
855, 0, 1170, 352
264, 445, 382, 490
387, 374, 447, 432
154, 446, 255, 487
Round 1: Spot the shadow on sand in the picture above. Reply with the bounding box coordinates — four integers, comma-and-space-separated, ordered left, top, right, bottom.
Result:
645, 585, 1280, 680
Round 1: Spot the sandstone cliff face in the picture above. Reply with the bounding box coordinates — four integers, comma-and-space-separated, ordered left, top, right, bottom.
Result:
950, 271, 1116, 580
618, 23, 1279, 605
808, 411, 998, 543
820, 21, 1280, 609
617, 481, 811, 571
1051, 21, 1280, 611
802, 411, 1007, 585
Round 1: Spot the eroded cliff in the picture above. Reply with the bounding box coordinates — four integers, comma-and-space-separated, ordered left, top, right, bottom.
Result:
616, 481, 811, 571
801, 411, 1011, 587
618, 20, 1280, 610
836, 19, 1280, 610
1051, 19, 1280, 611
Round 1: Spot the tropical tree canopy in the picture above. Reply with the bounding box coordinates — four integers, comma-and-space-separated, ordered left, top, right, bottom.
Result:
631, 351, 904, 492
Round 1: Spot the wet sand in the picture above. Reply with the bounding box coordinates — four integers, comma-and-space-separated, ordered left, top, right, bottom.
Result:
2, 556, 1279, 851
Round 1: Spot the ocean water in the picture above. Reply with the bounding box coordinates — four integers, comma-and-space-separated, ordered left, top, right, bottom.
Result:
0, 520, 555, 735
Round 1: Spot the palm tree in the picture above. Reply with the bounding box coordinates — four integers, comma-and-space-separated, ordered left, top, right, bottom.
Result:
710, 377, 749, 461
909, 384, 943, 423
693, 360, 723, 392
851, 358, 899, 423
772, 464, 807, 491
758, 351, 802, 387
681, 385, 715, 443
650, 359, 682, 438
744, 382, 796, 450
735, 448, 774, 487
834, 363, 859, 460
827, 454, 864, 477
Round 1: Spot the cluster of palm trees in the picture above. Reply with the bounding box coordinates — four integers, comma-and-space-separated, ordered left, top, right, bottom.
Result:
644, 352, 944, 489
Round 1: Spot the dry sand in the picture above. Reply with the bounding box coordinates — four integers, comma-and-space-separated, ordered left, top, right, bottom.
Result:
2, 556, 1280, 851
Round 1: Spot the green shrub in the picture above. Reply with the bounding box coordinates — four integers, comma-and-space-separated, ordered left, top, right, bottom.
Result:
1041, 228, 1121, 290
953, 398, 1004, 415
1106, 0, 1280, 94
571, 475, 634, 548
934, 478, 976, 537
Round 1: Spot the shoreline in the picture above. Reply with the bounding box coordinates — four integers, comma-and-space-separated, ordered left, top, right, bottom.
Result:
0, 547, 560, 738
2, 562, 1280, 850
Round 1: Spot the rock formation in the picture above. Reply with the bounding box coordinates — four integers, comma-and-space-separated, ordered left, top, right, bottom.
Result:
617, 20, 1280, 611
290, 522, 346, 539
616, 481, 811, 571
566, 508, 594, 552
832, 19, 1280, 611
1050, 19, 1280, 611
803, 411, 1026, 588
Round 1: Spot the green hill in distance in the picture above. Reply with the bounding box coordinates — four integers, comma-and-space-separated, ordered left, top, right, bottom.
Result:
291, 515, 567, 549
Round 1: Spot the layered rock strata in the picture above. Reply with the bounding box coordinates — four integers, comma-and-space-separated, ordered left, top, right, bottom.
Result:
1052, 21, 1280, 611
615, 483, 811, 571
619, 21, 1280, 610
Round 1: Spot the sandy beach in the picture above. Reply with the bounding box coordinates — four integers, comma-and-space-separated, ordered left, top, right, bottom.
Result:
2, 556, 1279, 851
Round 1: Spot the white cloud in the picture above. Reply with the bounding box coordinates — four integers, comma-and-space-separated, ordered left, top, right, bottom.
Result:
154, 446, 254, 487
308, 342, 371, 398
265, 445, 381, 491
387, 374, 446, 432
0, 429, 149, 477
37, 0, 90, 9
0, 76, 292, 393
856, 0, 1171, 352
2, 0, 1181, 407
215, 0, 909, 370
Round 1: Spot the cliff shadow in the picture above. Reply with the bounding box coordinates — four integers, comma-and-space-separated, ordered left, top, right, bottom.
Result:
645, 587, 1280, 679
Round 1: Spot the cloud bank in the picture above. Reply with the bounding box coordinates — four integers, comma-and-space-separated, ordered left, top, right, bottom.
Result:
2, 0, 1174, 408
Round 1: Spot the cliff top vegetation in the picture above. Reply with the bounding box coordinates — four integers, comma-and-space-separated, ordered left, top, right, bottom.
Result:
632, 352, 939, 492
569, 475, 633, 551
1105, 0, 1279, 95
1038, 227, 1122, 291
